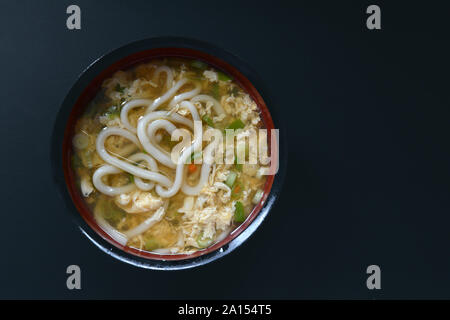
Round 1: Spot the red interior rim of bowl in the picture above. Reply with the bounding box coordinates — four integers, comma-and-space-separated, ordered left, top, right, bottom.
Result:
62, 47, 276, 261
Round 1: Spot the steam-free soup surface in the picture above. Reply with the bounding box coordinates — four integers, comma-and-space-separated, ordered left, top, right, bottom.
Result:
71, 58, 267, 254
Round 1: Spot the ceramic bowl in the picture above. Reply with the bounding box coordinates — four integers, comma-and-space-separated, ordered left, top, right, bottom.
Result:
51, 37, 286, 270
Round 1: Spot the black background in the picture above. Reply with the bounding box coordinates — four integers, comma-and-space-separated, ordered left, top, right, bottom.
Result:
1, 0, 450, 299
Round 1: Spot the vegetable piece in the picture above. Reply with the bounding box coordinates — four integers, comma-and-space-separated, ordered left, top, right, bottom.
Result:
234, 201, 245, 222
80, 149, 93, 168
186, 151, 202, 164
191, 60, 208, 70
72, 133, 89, 149
188, 164, 197, 173
218, 71, 232, 81
103, 105, 120, 119
144, 238, 160, 251
128, 174, 134, 183
192, 151, 202, 161
235, 142, 247, 168
202, 115, 214, 127
226, 119, 245, 130
228, 86, 239, 96
196, 232, 213, 248
225, 171, 237, 188
231, 181, 243, 199
252, 189, 264, 205
115, 83, 125, 93
234, 156, 242, 171
234, 152, 244, 171
210, 83, 220, 100
236, 141, 247, 156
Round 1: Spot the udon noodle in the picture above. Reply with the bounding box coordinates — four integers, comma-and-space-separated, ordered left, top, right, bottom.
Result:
71, 58, 267, 254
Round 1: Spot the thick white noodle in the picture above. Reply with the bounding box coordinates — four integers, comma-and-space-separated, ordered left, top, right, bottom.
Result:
95, 78, 222, 199
96, 127, 172, 187
136, 111, 193, 169
168, 82, 201, 108
147, 78, 189, 112
152, 66, 173, 90
120, 99, 153, 133
128, 153, 158, 191
92, 165, 136, 196
182, 138, 218, 195
139, 110, 193, 130
191, 94, 225, 116
142, 119, 177, 168
93, 202, 128, 246
123, 203, 167, 239
155, 101, 202, 198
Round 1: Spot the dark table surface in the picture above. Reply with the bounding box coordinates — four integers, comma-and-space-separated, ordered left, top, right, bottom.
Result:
1, 0, 450, 299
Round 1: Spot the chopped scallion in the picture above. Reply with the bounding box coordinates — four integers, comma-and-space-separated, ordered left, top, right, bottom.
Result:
211, 83, 220, 99
252, 189, 264, 205
186, 151, 202, 164
196, 232, 212, 248
234, 201, 245, 222
218, 71, 232, 81
226, 119, 245, 130
191, 60, 207, 70
72, 133, 89, 149
104, 105, 120, 119
144, 238, 160, 251
225, 171, 237, 188
234, 156, 242, 171
202, 115, 214, 127
115, 84, 125, 93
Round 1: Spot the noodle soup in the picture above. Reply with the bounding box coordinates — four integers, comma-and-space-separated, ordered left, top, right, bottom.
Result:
71, 58, 268, 254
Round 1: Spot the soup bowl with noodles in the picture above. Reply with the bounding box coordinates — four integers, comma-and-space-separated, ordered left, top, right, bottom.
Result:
52, 37, 285, 270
